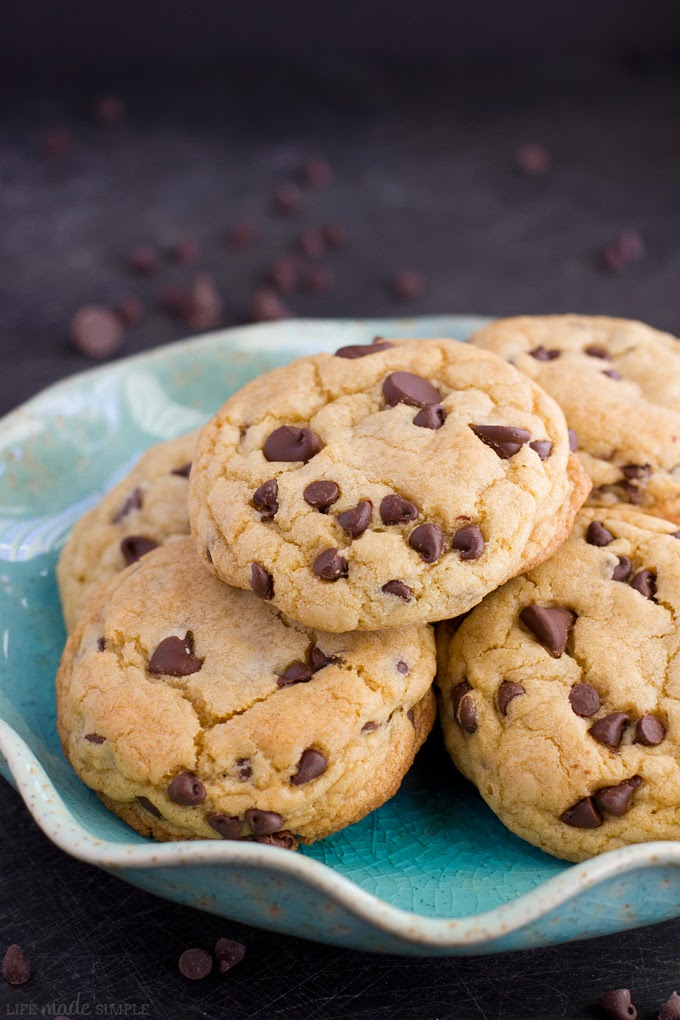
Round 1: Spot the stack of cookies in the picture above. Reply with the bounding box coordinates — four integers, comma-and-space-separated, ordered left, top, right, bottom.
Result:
56, 318, 680, 862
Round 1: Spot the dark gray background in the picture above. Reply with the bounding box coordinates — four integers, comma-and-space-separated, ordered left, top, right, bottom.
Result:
2, 8, 680, 1017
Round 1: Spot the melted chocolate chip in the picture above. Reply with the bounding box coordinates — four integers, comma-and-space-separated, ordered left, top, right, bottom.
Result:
530, 346, 560, 360
335, 342, 393, 358
207, 813, 241, 839
584, 345, 611, 360
112, 486, 143, 523
383, 372, 441, 407
497, 681, 526, 716
251, 563, 274, 599
622, 463, 652, 480
214, 937, 247, 974
529, 440, 552, 460
255, 830, 296, 849
178, 948, 213, 981
252, 479, 279, 520
312, 548, 348, 581
291, 748, 328, 785
263, 425, 322, 463
413, 403, 447, 429
1, 945, 31, 987
245, 809, 284, 835
586, 520, 615, 546
168, 772, 206, 806
519, 605, 576, 658
380, 494, 418, 525
631, 569, 656, 600
277, 661, 313, 687
409, 523, 444, 563
561, 797, 603, 829
382, 580, 412, 601
451, 525, 485, 561
568, 429, 578, 451
451, 680, 477, 733
589, 711, 630, 750
337, 500, 373, 538
303, 480, 340, 511
569, 683, 601, 717
120, 535, 159, 565
172, 462, 192, 478
599, 988, 637, 1020
470, 424, 531, 459
310, 647, 338, 671
594, 776, 642, 816
612, 556, 632, 582
634, 714, 666, 746
85, 733, 106, 744
149, 632, 203, 676
137, 796, 162, 818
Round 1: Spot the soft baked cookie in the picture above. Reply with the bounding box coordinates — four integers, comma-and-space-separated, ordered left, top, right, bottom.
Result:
189, 338, 589, 632
438, 506, 680, 862
56, 537, 436, 845
57, 432, 197, 632
472, 315, 680, 523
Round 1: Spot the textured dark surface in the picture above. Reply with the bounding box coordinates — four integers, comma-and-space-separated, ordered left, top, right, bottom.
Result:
2, 57, 680, 1019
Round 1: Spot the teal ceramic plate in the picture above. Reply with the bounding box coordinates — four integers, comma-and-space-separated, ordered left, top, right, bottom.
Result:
2, 315, 680, 956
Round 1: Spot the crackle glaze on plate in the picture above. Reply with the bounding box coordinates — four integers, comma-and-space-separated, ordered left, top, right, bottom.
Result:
2, 316, 680, 956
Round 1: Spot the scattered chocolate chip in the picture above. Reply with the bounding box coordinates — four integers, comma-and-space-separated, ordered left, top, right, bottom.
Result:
409, 523, 444, 563
529, 440, 552, 460
252, 479, 279, 520
255, 830, 296, 849
602, 229, 645, 272
589, 712, 630, 750
112, 486, 143, 523
561, 796, 603, 829
515, 142, 550, 175
264, 425, 322, 462
85, 733, 106, 744
569, 683, 601, 717
603, 369, 623, 381
586, 521, 615, 546
181, 274, 223, 331
291, 748, 328, 785
470, 424, 531, 459
335, 341, 393, 359
250, 563, 274, 600
269, 255, 299, 295
302, 156, 333, 188
594, 776, 642, 816
612, 556, 632, 582
226, 220, 259, 249
178, 948, 213, 981
382, 580, 412, 601
584, 345, 611, 360
622, 464, 652, 479
277, 661, 313, 687
172, 462, 192, 478
529, 346, 560, 361
158, 282, 190, 316
170, 236, 201, 266
519, 605, 576, 657
214, 937, 247, 974
303, 480, 340, 511
70, 305, 124, 360
236, 758, 252, 780
362, 721, 380, 732
396, 661, 409, 674
43, 125, 74, 158
301, 265, 335, 295
659, 991, 680, 1020
568, 428, 579, 451
383, 371, 441, 408
452, 525, 485, 561
312, 548, 348, 581
380, 494, 418, 525
391, 269, 426, 301
337, 500, 373, 538
322, 223, 349, 249
116, 295, 145, 327
245, 809, 284, 835
128, 244, 158, 275
97, 637, 106, 651
635, 714, 666, 746
250, 286, 291, 322
168, 772, 206, 806
137, 796, 162, 818
207, 814, 241, 839
1, 945, 31, 986
497, 681, 526, 716
631, 569, 656, 600
297, 228, 326, 259
92, 93, 126, 125
273, 181, 303, 216
599, 987, 637, 1020
311, 647, 338, 671
148, 631, 203, 676
120, 535, 158, 566
413, 403, 447, 429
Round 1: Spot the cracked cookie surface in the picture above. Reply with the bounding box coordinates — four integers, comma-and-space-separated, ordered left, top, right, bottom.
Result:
437, 506, 680, 862
57, 431, 197, 632
472, 315, 680, 523
189, 338, 589, 632
56, 538, 436, 844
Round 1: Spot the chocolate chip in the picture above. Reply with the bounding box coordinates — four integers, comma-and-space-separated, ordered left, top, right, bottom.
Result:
589, 712, 630, 750
168, 772, 206, 806
451, 680, 477, 733
337, 500, 372, 538
226, 220, 259, 249
273, 181, 303, 216
149, 632, 203, 676
71, 305, 124, 360
252, 479, 279, 520
291, 748, 328, 785
335, 341, 394, 359
312, 548, 348, 581
397, 661, 409, 674
659, 992, 680, 1020
206, 545, 213, 564
297, 228, 326, 259
85, 733, 106, 744
622, 464, 652, 479
380, 494, 418, 525
120, 535, 159, 566
97, 637, 106, 651
302, 156, 333, 188
409, 523, 444, 563
413, 403, 447, 429
178, 948, 213, 981
269, 255, 299, 294
92, 93, 126, 125
277, 661, 312, 687
584, 345, 611, 360
245, 809, 284, 835
255, 830, 296, 849
568, 428, 579, 451
529, 440, 552, 460
116, 295, 145, 327
251, 563, 274, 600
497, 681, 526, 716
452, 525, 485, 561
586, 520, 615, 546
128, 244, 158, 274
43, 125, 73, 158
672, 532, 680, 540
159, 282, 190, 317
137, 796, 162, 818
561, 797, 603, 829
170, 236, 200, 266
362, 721, 380, 733
383, 372, 441, 408
237, 758, 252, 780
599, 988, 637, 1020
391, 269, 426, 301
207, 814, 241, 839
214, 938, 247, 974
519, 605, 576, 657
594, 777, 642, 816
113, 486, 143, 523
250, 287, 291, 322
323, 223, 349, 248
603, 369, 623, 381
569, 683, 601, 717
264, 425, 322, 463
515, 142, 550, 175
182, 274, 223, 331
304, 480, 340, 511
620, 480, 644, 505
1, 945, 31, 986
451, 680, 472, 717
612, 556, 632, 582
602, 229, 645, 272
310, 647, 338, 671
631, 569, 656, 600
172, 462, 192, 478
382, 580, 412, 601
470, 424, 531, 459
407, 708, 416, 727
530, 346, 560, 360
635, 714, 666, 746
302, 266, 335, 295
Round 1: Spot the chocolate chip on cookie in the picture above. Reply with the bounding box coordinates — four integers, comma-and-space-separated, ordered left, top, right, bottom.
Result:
85, 733, 106, 744
120, 535, 159, 565
470, 424, 531, 459
362, 721, 380, 732
291, 748, 328, 785
245, 809, 284, 835
237, 758, 252, 779
304, 480, 340, 511
335, 342, 393, 358
529, 440, 552, 460
451, 525, 485, 561
383, 372, 441, 407
561, 797, 603, 829
112, 486, 143, 523
337, 500, 373, 538
252, 479, 279, 520
250, 563, 274, 599
612, 556, 632, 582
168, 772, 206, 805
380, 495, 418, 525
603, 368, 623, 381
263, 426, 322, 463
497, 681, 525, 715
586, 521, 615, 546
207, 813, 241, 839
255, 830, 297, 849
589, 712, 630, 750
451, 680, 477, 733
519, 605, 576, 657
172, 462, 192, 478
635, 714, 666, 746
310, 646, 338, 671
137, 796, 162, 818
277, 661, 312, 687
409, 523, 444, 563
413, 404, 447, 429
148, 632, 203, 676
568, 428, 578, 451
569, 683, 601, 717
584, 345, 611, 360
622, 464, 652, 480
382, 580, 412, 601
594, 777, 642, 816
631, 569, 656, 600
530, 346, 560, 361
397, 661, 410, 674
312, 548, 348, 581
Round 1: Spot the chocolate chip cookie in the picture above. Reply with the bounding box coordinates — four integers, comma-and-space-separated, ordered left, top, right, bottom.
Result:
57, 432, 197, 632
56, 538, 436, 844
189, 338, 589, 632
438, 506, 680, 862
472, 315, 680, 522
